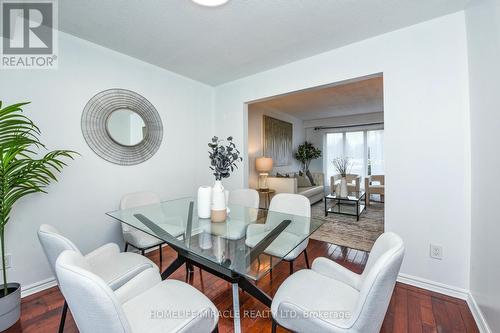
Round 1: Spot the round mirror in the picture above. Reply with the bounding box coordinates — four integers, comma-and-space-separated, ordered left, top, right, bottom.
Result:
106, 109, 147, 146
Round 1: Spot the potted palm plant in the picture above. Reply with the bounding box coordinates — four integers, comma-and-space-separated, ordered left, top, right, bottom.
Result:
0, 101, 77, 331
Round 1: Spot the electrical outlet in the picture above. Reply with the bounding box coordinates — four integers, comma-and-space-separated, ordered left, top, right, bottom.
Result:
0, 254, 12, 270
430, 244, 443, 260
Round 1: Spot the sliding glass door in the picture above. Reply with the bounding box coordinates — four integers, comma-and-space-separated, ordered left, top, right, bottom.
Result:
325, 129, 384, 187
326, 133, 342, 184
345, 131, 364, 178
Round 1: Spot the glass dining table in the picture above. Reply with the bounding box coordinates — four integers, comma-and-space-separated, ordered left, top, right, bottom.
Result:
107, 197, 325, 333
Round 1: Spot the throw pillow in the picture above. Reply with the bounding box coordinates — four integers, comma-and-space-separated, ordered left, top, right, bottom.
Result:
297, 173, 312, 187
276, 172, 290, 178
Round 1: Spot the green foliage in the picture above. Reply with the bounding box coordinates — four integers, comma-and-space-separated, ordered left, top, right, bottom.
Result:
0, 101, 77, 295
294, 141, 322, 172
208, 136, 242, 181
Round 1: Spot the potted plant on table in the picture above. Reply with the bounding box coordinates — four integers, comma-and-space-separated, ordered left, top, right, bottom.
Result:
207, 136, 242, 222
333, 157, 352, 197
0, 101, 77, 331
294, 141, 321, 185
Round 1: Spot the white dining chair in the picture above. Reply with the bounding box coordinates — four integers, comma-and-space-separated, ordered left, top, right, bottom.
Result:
37, 224, 159, 333
271, 232, 405, 333
228, 188, 260, 208
245, 193, 311, 276
120, 191, 166, 269
216, 188, 260, 240
55, 249, 219, 333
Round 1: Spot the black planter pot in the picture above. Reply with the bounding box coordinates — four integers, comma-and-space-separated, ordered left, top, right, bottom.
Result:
0, 283, 21, 331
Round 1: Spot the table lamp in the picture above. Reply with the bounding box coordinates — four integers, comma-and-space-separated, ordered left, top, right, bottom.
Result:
256, 157, 273, 189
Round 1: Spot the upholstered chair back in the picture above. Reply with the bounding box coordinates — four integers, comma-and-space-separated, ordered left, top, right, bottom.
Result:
120, 191, 161, 235
351, 232, 404, 333
38, 224, 82, 277
369, 175, 385, 185
267, 193, 311, 237
345, 174, 359, 183
56, 250, 132, 333
228, 189, 259, 209
268, 193, 311, 217
120, 191, 161, 209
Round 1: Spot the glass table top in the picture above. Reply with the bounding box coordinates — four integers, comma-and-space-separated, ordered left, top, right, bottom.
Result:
107, 197, 325, 280
326, 190, 366, 201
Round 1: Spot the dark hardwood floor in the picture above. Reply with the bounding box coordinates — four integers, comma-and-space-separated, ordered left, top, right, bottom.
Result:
6, 240, 478, 333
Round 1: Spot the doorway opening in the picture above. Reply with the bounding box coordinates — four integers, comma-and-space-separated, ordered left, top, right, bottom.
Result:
246, 73, 384, 252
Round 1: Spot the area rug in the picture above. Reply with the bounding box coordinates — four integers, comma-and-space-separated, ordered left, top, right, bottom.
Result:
310, 201, 384, 252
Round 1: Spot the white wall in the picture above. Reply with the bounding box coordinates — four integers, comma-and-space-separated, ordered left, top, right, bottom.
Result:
0, 32, 214, 291
247, 105, 304, 188
214, 12, 471, 290
465, 0, 500, 331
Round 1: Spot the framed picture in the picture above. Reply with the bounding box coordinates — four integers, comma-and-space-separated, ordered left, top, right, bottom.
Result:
263, 115, 293, 166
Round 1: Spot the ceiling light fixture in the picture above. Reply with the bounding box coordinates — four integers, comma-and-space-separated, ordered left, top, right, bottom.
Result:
192, 0, 229, 7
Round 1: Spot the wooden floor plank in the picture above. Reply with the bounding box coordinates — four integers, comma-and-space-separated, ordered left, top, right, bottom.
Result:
458, 302, 480, 333
393, 286, 409, 333
432, 297, 453, 333
445, 300, 466, 333
407, 291, 424, 333
4, 239, 479, 333
420, 293, 437, 333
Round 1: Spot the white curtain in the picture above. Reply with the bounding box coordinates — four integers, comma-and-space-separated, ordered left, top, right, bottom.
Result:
325, 129, 384, 187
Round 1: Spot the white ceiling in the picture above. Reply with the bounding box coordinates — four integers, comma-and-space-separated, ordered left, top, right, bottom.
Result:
250, 75, 383, 120
59, 0, 468, 86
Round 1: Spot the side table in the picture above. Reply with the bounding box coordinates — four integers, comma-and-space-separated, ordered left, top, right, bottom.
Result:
257, 188, 275, 210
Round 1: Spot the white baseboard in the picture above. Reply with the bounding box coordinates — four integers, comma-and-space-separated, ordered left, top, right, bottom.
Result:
397, 273, 469, 299
21, 277, 57, 298
466, 292, 492, 333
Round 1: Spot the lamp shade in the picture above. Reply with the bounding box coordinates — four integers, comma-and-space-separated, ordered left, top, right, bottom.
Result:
256, 157, 273, 172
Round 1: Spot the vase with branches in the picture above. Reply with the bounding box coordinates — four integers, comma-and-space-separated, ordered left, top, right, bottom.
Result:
0, 101, 77, 329
207, 136, 242, 222
332, 157, 352, 197
208, 136, 242, 181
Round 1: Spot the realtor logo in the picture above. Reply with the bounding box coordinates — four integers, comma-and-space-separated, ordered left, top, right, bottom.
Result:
1, 0, 58, 69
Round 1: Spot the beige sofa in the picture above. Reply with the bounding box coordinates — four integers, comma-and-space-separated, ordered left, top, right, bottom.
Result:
266, 172, 324, 204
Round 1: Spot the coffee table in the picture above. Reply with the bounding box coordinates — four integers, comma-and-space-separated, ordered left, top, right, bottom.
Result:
324, 191, 366, 221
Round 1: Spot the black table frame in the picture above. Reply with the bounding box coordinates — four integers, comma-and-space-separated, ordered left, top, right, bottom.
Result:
324, 192, 366, 221
132, 201, 292, 308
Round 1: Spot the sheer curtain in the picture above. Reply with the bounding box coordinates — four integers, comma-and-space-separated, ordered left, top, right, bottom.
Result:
367, 130, 384, 175
326, 133, 343, 186
346, 131, 364, 177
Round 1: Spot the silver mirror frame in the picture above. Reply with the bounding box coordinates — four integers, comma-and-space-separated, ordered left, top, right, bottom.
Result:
81, 89, 163, 165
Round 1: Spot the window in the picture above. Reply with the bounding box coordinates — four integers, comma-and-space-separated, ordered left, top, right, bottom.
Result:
325, 129, 384, 187
367, 130, 384, 176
